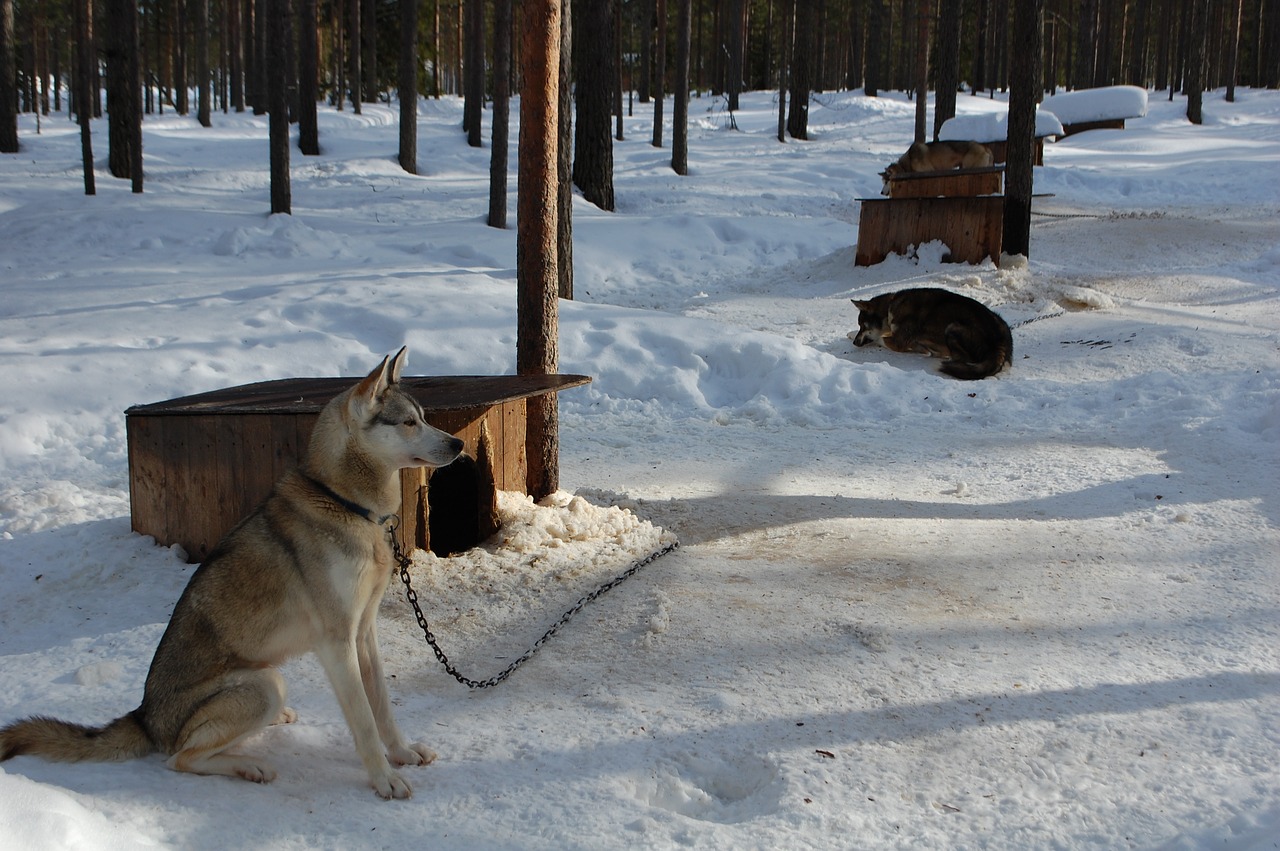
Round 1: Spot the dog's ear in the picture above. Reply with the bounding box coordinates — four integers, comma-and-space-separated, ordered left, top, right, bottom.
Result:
387, 346, 408, 386
852, 299, 871, 311
351, 353, 393, 409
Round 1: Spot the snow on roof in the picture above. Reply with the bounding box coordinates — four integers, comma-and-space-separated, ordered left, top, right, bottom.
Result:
938, 108, 1065, 143
1040, 85, 1149, 125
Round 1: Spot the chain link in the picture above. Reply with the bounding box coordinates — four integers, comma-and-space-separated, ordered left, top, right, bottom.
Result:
387, 517, 679, 689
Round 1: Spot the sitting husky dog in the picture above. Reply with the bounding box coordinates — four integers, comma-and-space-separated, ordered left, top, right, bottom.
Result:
850, 288, 1013, 380
0, 348, 464, 799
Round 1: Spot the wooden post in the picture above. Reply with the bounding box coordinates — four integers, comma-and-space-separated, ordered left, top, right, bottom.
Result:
517, 0, 562, 499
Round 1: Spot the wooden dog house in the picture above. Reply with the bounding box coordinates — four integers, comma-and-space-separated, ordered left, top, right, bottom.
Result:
126, 374, 590, 562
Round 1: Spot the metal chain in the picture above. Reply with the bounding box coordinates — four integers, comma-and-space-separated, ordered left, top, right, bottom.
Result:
387, 517, 679, 689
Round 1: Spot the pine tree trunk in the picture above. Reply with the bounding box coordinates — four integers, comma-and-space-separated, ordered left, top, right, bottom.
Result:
267, 0, 291, 213
651, 0, 666, 147
1003, 0, 1043, 258
0, 0, 17, 152
786, 0, 813, 139
488, 0, 512, 225
464, 0, 485, 146
348, 0, 361, 113
572, 0, 616, 209
398, 0, 418, 172
299, 0, 319, 154
518, 0, 562, 499
934, 0, 960, 139
75, 0, 94, 191
557, 0, 574, 299
197, 0, 211, 126
1185, 0, 1208, 123
671, 0, 691, 173
914, 0, 931, 143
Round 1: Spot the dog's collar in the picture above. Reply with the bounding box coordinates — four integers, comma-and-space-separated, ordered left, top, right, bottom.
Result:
300, 474, 394, 526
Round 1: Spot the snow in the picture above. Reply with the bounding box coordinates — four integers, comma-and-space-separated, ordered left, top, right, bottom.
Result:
1041, 85, 1150, 126
1, 86, 1279, 850
938, 107, 1065, 142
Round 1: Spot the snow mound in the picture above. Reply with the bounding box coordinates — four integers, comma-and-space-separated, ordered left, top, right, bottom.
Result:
939, 108, 1064, 141
1041, 85, 1149, 125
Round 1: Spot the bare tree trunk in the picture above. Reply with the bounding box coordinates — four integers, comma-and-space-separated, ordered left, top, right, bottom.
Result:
671, 0, 691, 173
572, 0, 616, 209
196, 0, 211, 125
348, 0, 361, 113
75, 0, 94, 190
1185, 0, 1207, 122
1003, 0, 1043, 258
464, 0, 485, 146
778, 0, 790, 141
934, 0, 961, 139
488, 0, 512, 225
786, 0, 813, 139
914, 0, 931, 143
558, 0, 574, 299
518, 0, 562, 499
1225, 0, 1243, 100
651, 0, 666, 146
299, 0, 319, 153
267, 0, 291, 213
398, 0, 418, 172
0, 0, 17, 152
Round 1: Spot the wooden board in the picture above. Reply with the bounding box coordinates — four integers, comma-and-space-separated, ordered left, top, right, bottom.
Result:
855, 196, 1005, 267
126, 375, 590, 562
884, 166, 1004, 199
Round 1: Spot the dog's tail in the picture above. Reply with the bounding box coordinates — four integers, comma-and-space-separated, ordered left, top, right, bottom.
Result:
941, 319, 1014, 380
1, 711, 155, 763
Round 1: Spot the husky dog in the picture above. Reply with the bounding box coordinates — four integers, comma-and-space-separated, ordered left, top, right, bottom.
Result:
0, 349, 464, 799
850, 288, 1013, 380
882, 140, 994, 193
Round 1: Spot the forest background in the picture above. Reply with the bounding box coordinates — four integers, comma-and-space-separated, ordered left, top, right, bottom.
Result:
1, 0, 1278, 198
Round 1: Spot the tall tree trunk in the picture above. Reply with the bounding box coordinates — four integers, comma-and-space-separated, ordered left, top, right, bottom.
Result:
75, 0, 94, 191
786, 0, 813, 139
638, 0, 653, 102
725, 0, 745, 111
671, 0, 691, 173
778, 0, 790, 141
464, 0, 485, 146
362, 0, 377, 101
398, 0, 418, 172
0, 0, 16, 152
914, 0, 931, 143
348, 0, 361, 113
558, 0, 574, 299
267, 0, 291, 213
105, 0, 142, 187
197, 0, 211, 126
488, 0, 512, 225
1225, 0, 1243, 100
572, 0, 615, 209
1185, 0, 1208, 122
934, 0, 961, 139
651, 0, 666, 146
299, 0, 319, 153
517, 0, 562, 499
866, 0, 884, 95
1003, 0, 1043, 258
230, 0, 245, 112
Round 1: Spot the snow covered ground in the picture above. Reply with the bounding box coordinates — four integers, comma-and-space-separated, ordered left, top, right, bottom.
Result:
0, 85, 1277, 850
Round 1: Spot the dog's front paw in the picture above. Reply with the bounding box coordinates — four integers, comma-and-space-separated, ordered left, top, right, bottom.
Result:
389, 742, 437, 767
273, 707, 298, 725
372, 769, 414, 800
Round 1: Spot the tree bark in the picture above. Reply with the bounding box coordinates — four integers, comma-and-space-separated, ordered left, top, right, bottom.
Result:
518, 0, 562, 499
671, 0, 691, 173
464, 0, 485, 146
398, 0, 418, 172
914, 0, 931, 143
488, 0, 512, 225
267, 0, 291, 213
299, 0, 319, 153
934, 0, 961, 139
0, 0, 18, 152
75, 0, 94, 191
558, 0, 574, 299
786, 0, 814, 139
1002, 0, 1043, 259
348, 0, 361, 113
651, 0, 666, 146
572, 0, 616, 209
1186, 0, 1208, 122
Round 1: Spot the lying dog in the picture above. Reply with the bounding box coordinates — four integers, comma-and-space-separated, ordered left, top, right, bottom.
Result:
882, 140, 994, 193
0, 348, 464, 798
850, 288, 1013, 380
